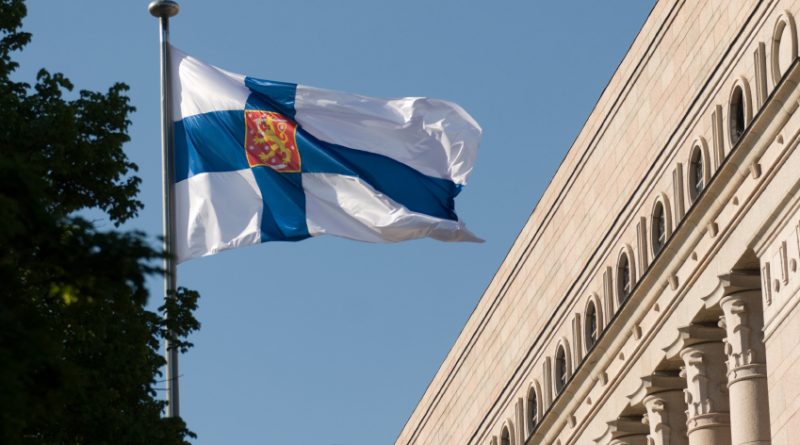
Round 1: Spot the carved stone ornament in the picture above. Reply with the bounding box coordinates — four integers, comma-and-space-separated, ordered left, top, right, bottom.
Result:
680, 345, 729, 415
719, 292, 768, 384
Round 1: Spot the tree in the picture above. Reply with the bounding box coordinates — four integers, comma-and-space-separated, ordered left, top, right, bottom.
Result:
0, 1, 200, 443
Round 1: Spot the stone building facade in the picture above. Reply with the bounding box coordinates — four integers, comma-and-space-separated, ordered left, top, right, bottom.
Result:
395, 1, 800, 444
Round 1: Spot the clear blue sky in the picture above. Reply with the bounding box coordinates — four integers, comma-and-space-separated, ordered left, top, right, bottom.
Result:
16, 1, 654, 444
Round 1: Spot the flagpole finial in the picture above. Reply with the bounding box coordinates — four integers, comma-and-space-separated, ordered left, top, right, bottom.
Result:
148, 0, 179, 18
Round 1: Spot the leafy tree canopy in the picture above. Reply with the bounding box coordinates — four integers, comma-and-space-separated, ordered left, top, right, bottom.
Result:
0, 1, 200, 443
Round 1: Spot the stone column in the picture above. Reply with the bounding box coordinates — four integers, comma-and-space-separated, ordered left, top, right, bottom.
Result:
680, 341, 731, 445
719, 289, 770, 445
664, 324, 730, 445
701, 272, 770, 445
627, 374, 688, 445
643, 390, 688, 445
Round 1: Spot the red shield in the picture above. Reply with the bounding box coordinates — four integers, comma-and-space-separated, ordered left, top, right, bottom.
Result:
244, 110, 301, 172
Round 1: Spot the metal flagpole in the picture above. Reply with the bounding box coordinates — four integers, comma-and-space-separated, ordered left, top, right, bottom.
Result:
148, 0, 181, 418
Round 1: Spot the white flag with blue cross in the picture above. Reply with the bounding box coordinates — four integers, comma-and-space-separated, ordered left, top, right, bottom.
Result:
170, 46, 482, 263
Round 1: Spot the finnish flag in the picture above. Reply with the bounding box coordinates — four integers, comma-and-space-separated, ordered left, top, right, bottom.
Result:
170, 46, 482, 263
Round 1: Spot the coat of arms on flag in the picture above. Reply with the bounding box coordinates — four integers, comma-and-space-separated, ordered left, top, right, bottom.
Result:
244, 110, 300, 172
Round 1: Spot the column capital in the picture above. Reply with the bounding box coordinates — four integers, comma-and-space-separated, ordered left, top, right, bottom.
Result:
593, 418, 649, 445
679, 343, 730, 429
702, 270, 761, 308
718, 292, 768, 383
643, 390, 688, 445
627, 373, 684, 406
663, 324, 725, 359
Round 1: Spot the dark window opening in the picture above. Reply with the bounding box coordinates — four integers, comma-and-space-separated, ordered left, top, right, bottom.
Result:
528, 389, 538, 431
731, 87, 746, 146
690, 148, 704, 202
585, 302, 598, 351
554, 346, 567, 394
652, 202, 666, 256
501, 428, 510, 445
617, 254, 631, 304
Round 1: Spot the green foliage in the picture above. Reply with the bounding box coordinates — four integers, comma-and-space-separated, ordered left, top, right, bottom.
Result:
0, 0, 200, 443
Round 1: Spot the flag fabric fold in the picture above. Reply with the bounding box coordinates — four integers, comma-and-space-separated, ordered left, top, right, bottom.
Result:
169, 46, 482, 263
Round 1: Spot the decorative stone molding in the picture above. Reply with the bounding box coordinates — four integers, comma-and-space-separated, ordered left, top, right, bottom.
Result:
701, 271, 761, 309
593, 417, 649, 445
771, 10, 798, 84
759, 212, 800, 340
627, 374, 685, 406
761, 262, 773, 306
662, 325, 725, 360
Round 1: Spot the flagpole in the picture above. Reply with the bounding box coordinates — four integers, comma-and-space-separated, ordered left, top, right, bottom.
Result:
149, 0, 181, 418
